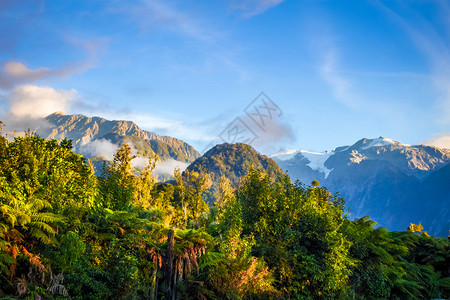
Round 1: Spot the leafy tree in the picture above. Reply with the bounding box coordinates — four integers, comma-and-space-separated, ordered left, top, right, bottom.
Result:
344, 217, 410, 299
202, 225, 277, 299
134, 154, 158, 209
173, 169, 211, 229
0, 134, 95, 294
99, 143, 136, 210
407, 223, 424, 233
237, 169, 353, 298
390, 230, 450, 299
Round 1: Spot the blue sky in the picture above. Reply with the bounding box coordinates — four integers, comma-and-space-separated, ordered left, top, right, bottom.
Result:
1, 0, 450, 154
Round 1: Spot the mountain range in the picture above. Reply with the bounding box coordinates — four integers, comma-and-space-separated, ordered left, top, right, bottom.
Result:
38, 112, 200, 163
271, 137, 450, 236
3, 112, 449, 236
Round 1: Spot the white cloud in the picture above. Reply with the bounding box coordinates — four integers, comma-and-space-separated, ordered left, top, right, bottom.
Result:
229, 0, 285, 17
78, 139, 119, 161
423, 134, 450, 149
134, 155, 190, 178
130, 156, 148, 170
154, 158, 189, 176
0, 84, 78, 135
8, 84, 77, 118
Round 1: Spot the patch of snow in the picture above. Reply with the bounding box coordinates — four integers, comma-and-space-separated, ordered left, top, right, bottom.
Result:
300, 150, 333, 178
361, 137, 399, 150
271, 149, 333, 178
270, 149, 300, 161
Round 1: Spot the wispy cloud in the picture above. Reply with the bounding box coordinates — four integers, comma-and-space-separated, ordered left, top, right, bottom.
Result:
110, 0, 251, 81
113, 0, 221, 43
423, 133, 450, 149
375, 0, 450, 123
78, 138, 119, 161
154, 158, 189, 176
315, 43, 415, 129
0, 61, 84, 89
319, 50, 356, 108
228, 0, 286, 17
0, 37, 104, 89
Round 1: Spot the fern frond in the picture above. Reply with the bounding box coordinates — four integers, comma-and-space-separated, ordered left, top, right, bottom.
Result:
27, 227, 53, 244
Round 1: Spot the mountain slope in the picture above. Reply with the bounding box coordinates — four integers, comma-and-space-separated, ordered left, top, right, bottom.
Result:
186, 143, 285, 203
271, 149, 331, 185
273, 137, 450, 235
37, 112, 200, 163
414, 163, 450, 236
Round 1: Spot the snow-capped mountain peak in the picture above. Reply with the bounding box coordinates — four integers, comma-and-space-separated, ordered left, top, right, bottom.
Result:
271, 149, 333, 178
273, 137, 450, 236
358, 137, 409, 150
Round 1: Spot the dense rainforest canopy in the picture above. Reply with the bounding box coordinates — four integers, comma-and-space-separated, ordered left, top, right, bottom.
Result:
0, 134, 449, 299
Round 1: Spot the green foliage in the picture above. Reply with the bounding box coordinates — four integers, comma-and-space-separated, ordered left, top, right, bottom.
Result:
1, 135, 449, 299
99, 143, 159, 212
237, 169, 354, 298
186, 143, 284, 204
0, 135, 84, 289
344, 217, 450, 299
172, 169, 211, 229
344, 217, 409, 298
99, 143, 136, 210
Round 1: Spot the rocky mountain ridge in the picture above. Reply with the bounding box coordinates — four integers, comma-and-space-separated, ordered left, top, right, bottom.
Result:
37, 112, 200, 163
272, 137, 450, 236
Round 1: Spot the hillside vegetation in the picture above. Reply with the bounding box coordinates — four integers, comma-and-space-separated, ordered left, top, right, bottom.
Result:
186, 143, 284, 204
0, 134, 449, 299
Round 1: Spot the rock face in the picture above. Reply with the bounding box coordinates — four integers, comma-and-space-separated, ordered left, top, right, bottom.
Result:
37, 112, 200, 163
272, 137, 450, 236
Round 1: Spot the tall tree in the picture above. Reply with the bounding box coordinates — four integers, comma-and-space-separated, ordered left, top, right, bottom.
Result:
99, 143, 136, 211
173, 169, 211, 229
237, 168, 353, 298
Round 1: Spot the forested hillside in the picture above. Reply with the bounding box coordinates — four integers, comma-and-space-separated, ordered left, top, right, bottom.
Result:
186, 143, 284, 204
1, 134, 450, 299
